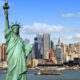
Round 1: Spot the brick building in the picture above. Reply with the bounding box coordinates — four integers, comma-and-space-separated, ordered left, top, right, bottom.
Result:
0, 43, 7, 62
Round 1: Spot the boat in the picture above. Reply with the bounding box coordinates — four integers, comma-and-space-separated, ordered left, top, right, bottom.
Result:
34, 71, 61, 75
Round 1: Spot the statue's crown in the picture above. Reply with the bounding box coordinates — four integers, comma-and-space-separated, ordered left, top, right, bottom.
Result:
11, 22, 22, 28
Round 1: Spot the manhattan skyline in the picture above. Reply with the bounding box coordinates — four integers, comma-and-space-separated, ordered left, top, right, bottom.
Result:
0, 0, 80, 44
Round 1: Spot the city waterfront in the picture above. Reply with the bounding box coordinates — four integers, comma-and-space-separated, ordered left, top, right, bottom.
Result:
0, 69, 80, 80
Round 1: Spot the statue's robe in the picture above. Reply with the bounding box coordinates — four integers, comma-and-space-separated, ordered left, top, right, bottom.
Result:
4, 28, 27, 80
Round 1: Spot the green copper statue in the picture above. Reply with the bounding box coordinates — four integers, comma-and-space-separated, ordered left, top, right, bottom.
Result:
3, 2, 33, 80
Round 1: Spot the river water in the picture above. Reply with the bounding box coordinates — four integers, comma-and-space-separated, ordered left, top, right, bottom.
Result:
0, 69, 80, 80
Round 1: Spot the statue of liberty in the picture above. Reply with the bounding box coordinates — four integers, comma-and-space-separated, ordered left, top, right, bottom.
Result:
3, 2, 33, 80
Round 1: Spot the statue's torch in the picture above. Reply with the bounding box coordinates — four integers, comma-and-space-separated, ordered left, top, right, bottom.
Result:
3, 2, 10, 29
3, 2, 9, 9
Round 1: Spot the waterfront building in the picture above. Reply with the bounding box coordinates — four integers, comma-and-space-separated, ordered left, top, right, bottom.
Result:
27, 58, 38, 68
77, 42, 80, 58
38, 59, 46, 64
32, 59, 39, 67
66, 55, 71, 62
0, 43, 7, 62
51, 57, 57, 64
0, 42, 2, 62
70, 52, 76, 60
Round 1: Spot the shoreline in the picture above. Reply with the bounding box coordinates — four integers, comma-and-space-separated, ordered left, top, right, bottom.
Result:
0, 63, 80, 71
31, 66, 80, 71
0, 66, 80, 71
0, 61, 7, 70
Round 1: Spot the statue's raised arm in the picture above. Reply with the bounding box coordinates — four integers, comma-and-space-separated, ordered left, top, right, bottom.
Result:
3, 2, 10, 30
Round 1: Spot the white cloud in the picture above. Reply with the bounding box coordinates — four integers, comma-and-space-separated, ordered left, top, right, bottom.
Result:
62, 12, 80, 18
21, 22, 64, 34
64, 33, 80, 41
75, 33, 80, 39
65, 36, 73, 40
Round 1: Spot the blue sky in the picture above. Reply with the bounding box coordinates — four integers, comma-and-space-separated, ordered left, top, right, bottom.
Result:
0, 0, 80, 44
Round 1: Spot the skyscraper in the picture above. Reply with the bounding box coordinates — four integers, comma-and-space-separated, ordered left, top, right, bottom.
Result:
51, 41, 54, 49
69, 44, 76, 53
43, 34, 50, 59
34, 37, 41, 59
34, 34, 51, 59
55, 38, 64, 64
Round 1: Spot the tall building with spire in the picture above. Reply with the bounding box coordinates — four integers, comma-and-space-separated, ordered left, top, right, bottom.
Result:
58, 37, 61, 46
55, 38, 65, 64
